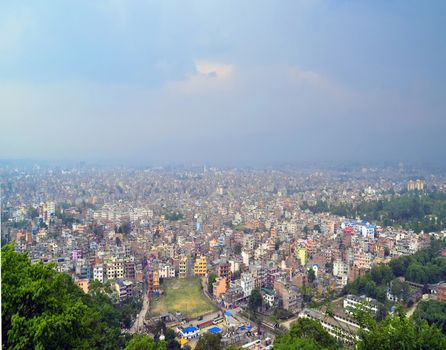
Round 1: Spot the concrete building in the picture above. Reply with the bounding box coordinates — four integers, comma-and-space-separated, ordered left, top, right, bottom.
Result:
240, 272, 254, 297
194, 255, 207, 276
93, 264, 104, 283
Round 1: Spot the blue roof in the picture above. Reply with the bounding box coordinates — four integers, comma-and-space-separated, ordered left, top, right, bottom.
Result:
208, 326, 221, 334
224, 311, 232, 317
182, 326, 198, 333
239, 325, 252, 331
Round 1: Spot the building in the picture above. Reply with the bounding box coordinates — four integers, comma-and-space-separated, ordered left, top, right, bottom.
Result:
159, 263, 176, 279
213, 277, 227, 298
297, 248, 306, 266
218, 261, 232, 284
93, 264, 104, 283
148, 270, 160, 293
274, 280, 301, 312
436, 283, 446, 302
106, 259, 125, 280
343, 294, 378, 315
194, 255, 207, 276
75, 278, 89, 293
240, 272, 254, 297
179, 256, 189, 278
299, 308, 359, 345
261, 288, 276, 307
178, 326, 199, 340
407, 179, 424, 191
115, 280, 133, 302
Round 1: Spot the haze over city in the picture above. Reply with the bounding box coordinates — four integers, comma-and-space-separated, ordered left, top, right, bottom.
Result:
1, 0, 445, 165
3, 3, 446, 349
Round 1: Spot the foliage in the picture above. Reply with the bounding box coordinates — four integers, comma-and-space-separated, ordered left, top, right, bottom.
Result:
308, 268, 316, 283
208, 272, 217, 294
1, 244, 124, 349
413, 300, 446, 334
274, 318, 339, 350
124, 335, 166, 350
273, 336, 326, 349
305, 192, 446, 232
195, 333, 222, 350
164, 328, 181, 350
357, 314, 446, 350
344, 240, 446, 301
248, 288, 263, 316
389, 279, 410, 302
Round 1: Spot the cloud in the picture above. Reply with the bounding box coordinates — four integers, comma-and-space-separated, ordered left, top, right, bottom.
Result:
164, 60, 235, 95
1, 58, 444, 164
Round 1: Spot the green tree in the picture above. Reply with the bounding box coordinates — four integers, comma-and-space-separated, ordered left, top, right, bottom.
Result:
195, 333, 222, 350
357, 314, 446, 350
274, 318, 339, 349
308, 268, 316, 283
165, 328, 181, 350
208, 272, 217, 294
1, 244, 124, 349
273, 335, 324, 350
125, 335, 166, 350
248, 288, 263, 316
413, 300, 446, 334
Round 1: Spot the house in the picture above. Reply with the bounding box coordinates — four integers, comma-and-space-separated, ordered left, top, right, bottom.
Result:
261, 288, 276, 307
179, 326, 199, 340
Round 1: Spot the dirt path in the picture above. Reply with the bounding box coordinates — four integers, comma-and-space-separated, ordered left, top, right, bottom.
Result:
130, 292, 150, 333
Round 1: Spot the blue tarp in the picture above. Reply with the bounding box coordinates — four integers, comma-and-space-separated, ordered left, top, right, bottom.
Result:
224, 311, 232, 317
208, 326, 222, 334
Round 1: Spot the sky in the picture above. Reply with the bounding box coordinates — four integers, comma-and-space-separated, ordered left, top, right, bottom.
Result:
1, 0, 445, 166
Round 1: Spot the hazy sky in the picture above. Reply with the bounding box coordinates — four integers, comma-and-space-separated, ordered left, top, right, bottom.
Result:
1, 0, 445, 165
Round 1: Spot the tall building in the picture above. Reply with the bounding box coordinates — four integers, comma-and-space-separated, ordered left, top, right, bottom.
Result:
297, 248, 306, 266
179, 256, 189, 278
194, 255, 207, 276
407, 179, 424, 191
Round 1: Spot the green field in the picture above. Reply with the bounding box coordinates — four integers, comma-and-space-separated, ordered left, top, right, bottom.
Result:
151, 277, 216, 318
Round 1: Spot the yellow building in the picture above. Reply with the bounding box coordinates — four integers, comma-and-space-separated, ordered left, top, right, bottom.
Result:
194, 255, 207, 276
297, 248, 307, 266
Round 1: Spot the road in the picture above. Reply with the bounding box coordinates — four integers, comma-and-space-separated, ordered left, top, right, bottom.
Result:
130, 292, 150, 333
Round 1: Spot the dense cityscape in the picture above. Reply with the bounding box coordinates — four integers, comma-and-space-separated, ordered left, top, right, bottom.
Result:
2, 0, 446, 349
2, 162, 446, 349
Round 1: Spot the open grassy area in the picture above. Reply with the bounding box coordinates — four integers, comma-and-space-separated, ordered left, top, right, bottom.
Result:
151, 277, 216, 318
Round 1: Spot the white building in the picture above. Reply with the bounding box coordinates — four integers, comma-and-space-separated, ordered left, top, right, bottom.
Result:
343, 295, 378, 315
159, 263, 176, 279
93, 264, 104, 283
240, 272, 254, 297
242, 251, 250, 266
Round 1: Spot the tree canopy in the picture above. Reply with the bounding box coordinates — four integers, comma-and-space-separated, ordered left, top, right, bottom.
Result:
274, 318, 339, 350
195, 333, 222, 350
1, 243, 125, 349
413, 300, 446, 334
